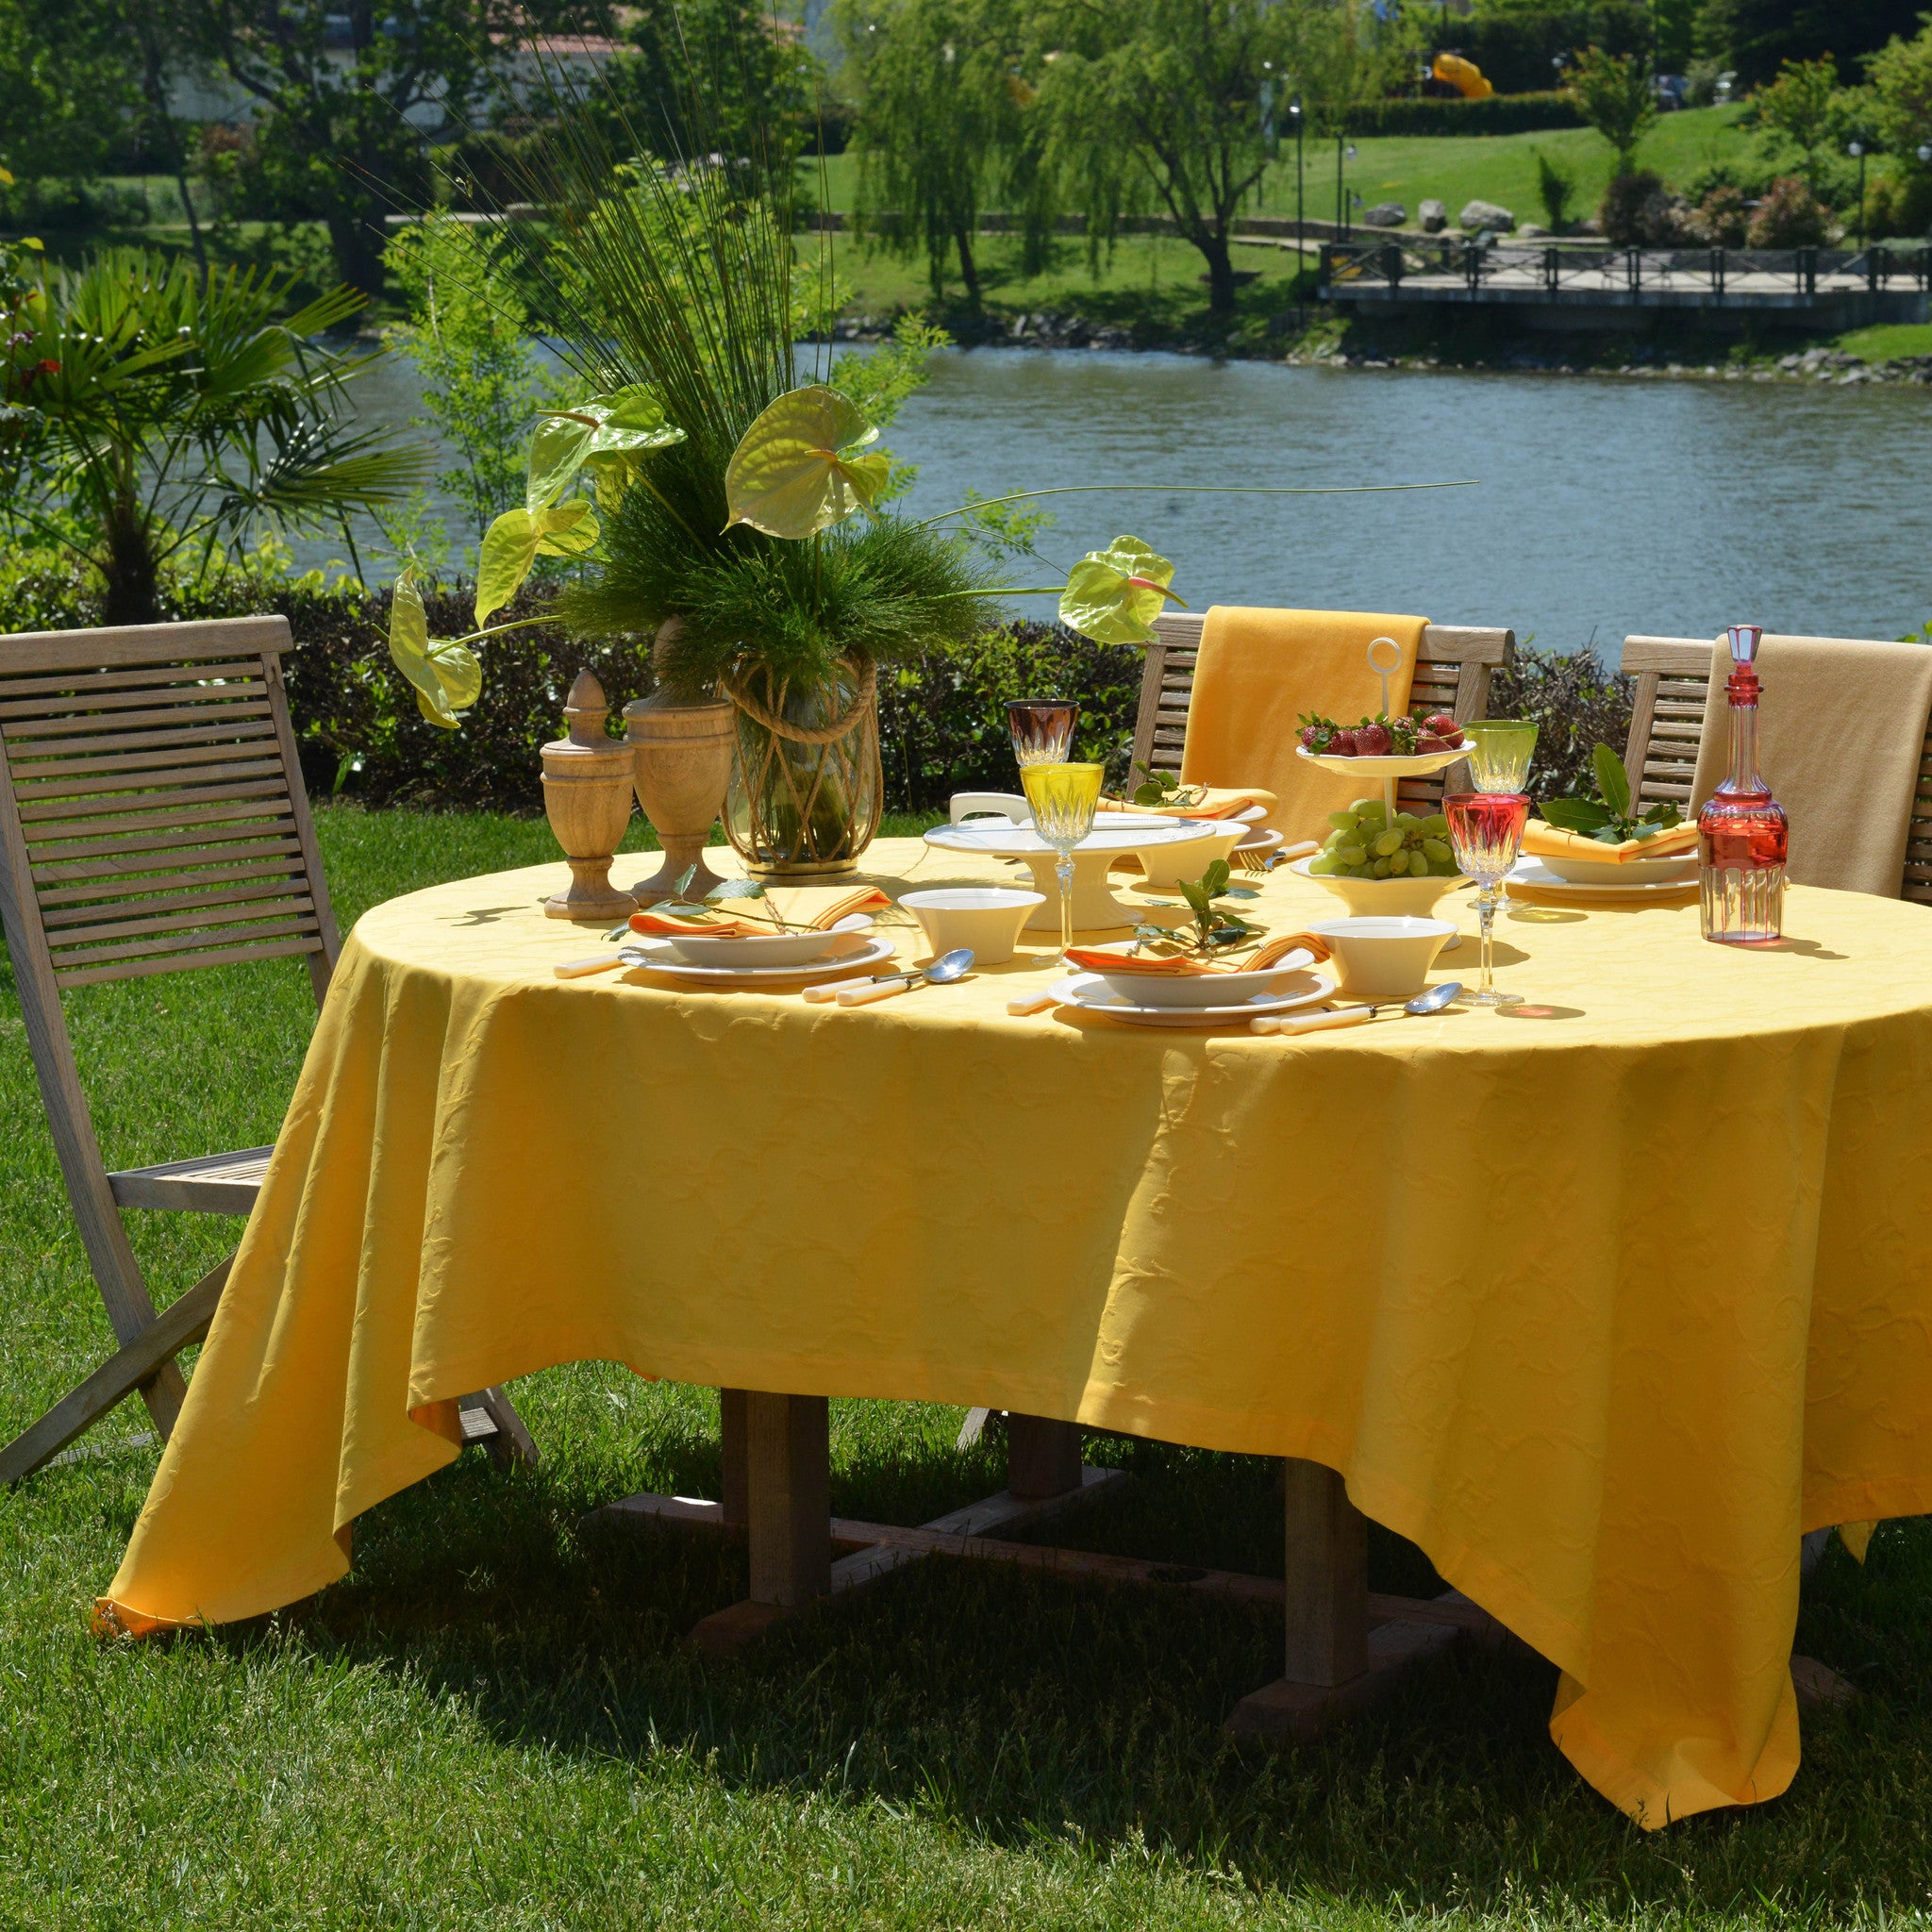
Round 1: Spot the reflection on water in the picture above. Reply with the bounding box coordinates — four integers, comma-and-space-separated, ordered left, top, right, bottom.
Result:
311, 344, 1932, 654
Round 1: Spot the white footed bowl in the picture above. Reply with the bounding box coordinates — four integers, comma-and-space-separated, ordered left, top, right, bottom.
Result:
1291, 855, 1468, 923
1137, 823, 1246, 888
899, 887, 1045, 966
1309, 916, 1456, 1001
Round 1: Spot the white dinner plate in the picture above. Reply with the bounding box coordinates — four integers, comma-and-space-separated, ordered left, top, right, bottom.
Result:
1045, 970, 1336, 1028
620, 932, 897, 985
924, 818, 1207, 858
1505, 858, 1699, 900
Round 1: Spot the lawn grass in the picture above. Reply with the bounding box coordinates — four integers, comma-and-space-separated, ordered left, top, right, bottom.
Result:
1830, 322, 1932, 362
4, 802, 1932, 1925
811, 107, 1752, 241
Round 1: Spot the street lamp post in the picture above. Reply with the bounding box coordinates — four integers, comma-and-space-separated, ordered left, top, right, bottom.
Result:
1848, 139, 1867, 246
1337, 140, 1357, 238
1289, 97, 1306, 324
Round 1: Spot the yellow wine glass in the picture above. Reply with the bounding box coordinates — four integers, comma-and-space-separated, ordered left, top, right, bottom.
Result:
1020, 760, 1105, 958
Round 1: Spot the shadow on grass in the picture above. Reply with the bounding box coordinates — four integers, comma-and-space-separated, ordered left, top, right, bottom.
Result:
189, 1386, 1932, 1921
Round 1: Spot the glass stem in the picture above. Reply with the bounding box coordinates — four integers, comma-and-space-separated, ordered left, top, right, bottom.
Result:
1057, 851, 1074, 957
1477, 889, 1497, 994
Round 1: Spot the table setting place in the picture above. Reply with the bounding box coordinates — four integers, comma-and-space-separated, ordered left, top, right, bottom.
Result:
533, 630, 1842, 1036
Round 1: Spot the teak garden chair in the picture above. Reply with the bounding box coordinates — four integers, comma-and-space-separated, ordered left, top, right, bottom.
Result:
1620, 634, 1932, 904
0, 616, 535, 1485
1129, 611, 1516, 808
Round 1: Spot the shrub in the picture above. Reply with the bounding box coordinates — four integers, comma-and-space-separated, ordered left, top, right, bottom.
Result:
1489, 642, 1634, 803
1866, 170, 1932, 241
1534, 149, 1577, 230
1345, 92, 1583, 136
1746, 175, 1831, 247
1599, 170, 1689, 245
1687, 184, 1751, 245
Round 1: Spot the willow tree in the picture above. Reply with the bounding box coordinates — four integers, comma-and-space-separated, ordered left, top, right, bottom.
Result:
1029, 0, 1391, 318
836, 0, 1039, 305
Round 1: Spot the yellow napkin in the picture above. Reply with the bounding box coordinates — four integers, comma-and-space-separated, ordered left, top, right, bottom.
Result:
1064, 932, 1331, 975
1179, 608, 1429, 845
1523, 820, 1701, 864
630, 884, 891, 939
1098, 787, 1276, 823
1690, 632, 1932, 898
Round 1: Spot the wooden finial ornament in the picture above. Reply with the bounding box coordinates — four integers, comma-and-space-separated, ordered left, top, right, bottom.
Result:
541, 669, 638, 921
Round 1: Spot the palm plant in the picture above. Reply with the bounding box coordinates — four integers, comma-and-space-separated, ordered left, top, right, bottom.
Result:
0, 250, 429, 625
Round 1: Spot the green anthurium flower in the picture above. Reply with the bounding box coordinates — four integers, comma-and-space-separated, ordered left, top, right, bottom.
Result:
724, 385, 892, 540
475, 500, 602, 627
388, 566, 484, 729
527, 385, 683, 514
1058, 536, 1185, 644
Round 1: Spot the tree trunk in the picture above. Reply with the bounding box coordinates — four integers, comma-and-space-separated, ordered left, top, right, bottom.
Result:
955, 225, 982, 307
325, 209, 388, 302
99, 508, 162, 628
1199, 231, 1239, 317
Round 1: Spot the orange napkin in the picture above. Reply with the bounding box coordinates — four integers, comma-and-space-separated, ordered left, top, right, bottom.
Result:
1523, 820, 1700, 864
1065, 931, 1330, 976
1098, 788, 1276, 823
1179, 608, 1429, 844
630, 884, 891, 940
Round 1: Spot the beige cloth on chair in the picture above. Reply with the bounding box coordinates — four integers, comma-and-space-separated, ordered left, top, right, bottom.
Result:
1690, 633, 1932, 898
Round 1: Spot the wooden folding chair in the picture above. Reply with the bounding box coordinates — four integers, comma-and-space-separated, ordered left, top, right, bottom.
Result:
0, 616, 535, 1484
1129, 611, 1515, 808
1621, 634, 1932, 904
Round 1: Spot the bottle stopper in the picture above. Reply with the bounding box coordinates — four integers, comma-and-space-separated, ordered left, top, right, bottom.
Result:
1725, 625, 1763, 665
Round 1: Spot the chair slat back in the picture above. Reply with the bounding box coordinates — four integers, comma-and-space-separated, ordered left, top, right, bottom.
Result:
0, 618, 340, 991
1620, 632, 1932, 906
1130, 613, 1514, 815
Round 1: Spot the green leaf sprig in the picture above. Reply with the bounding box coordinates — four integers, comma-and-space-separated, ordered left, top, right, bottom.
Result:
1127, 762, 1208, 809
1132, 858, 1262, 955
1539, 742, 1684, 844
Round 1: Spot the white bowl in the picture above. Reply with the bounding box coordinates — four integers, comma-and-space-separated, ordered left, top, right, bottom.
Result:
1137, 822, 1246, 887
1291, 855, 1468, 921
663, 927, 846, 968
1080, 941, 1317, 1008
1308, 916, 1456, 1001
899, 887, 1045, 966
1535, 849, 1698, 887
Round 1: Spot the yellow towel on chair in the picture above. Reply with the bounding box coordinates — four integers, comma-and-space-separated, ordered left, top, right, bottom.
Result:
1180, 608, 1430, 845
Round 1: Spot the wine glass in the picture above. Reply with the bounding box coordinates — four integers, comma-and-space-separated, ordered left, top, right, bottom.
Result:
1021, 760, 1105, 958
1462, 720, 1539, 793
1444, 791, 1529, 1007
1007, 700, 1079, 770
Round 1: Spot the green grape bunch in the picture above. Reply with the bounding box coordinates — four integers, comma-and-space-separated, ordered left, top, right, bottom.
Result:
1308, 797, 1459, 880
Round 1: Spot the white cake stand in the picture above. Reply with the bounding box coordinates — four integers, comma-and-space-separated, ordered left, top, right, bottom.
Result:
923, 817, 1206, 929
1295, 636, 1469, 828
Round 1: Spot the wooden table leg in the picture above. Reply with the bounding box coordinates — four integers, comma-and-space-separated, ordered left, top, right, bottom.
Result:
720, 1388, 748, 1529
1007, 1414, 1084, 1500
746, 1392, 830, 1608
1283, 1457, 1367, 1686
1224, 1457, 1457, 1742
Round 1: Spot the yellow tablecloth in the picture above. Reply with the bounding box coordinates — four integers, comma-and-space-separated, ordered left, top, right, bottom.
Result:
103, 841, 1932, 1827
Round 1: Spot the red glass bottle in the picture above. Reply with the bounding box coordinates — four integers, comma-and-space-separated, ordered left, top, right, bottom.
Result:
1697, 625, 1789, 945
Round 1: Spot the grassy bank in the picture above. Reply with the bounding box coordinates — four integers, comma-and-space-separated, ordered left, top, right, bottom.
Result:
4, 805, 1932, 1925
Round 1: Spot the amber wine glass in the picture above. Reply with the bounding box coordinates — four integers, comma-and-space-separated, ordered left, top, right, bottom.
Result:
1007, 699, 1079, 770
1021, 760, 1105, 958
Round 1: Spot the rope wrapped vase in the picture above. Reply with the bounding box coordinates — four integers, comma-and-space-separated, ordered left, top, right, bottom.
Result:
724, 655, 883, 877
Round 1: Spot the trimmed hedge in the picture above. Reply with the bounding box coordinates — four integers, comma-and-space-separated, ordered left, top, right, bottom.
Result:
0, 557, 1629, 813
1348, 92, 1585, 137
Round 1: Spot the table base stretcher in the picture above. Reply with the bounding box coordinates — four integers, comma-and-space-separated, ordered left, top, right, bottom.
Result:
587, 1391, 1518, 1738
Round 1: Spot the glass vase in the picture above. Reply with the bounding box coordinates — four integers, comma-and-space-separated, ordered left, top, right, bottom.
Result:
724, 657, 882, 877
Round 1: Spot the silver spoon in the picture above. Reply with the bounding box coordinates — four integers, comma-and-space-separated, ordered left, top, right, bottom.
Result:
1251, 979, 1463, 1037
816, 946, 975, 1008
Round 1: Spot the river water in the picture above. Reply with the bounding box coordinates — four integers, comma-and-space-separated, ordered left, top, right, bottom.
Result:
327, 345, 1931, 654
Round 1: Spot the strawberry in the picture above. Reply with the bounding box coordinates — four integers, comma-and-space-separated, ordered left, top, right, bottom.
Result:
1329, 728, 1358, 757
1424, 712, 1458, 737
1357, 722, 1391, 756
